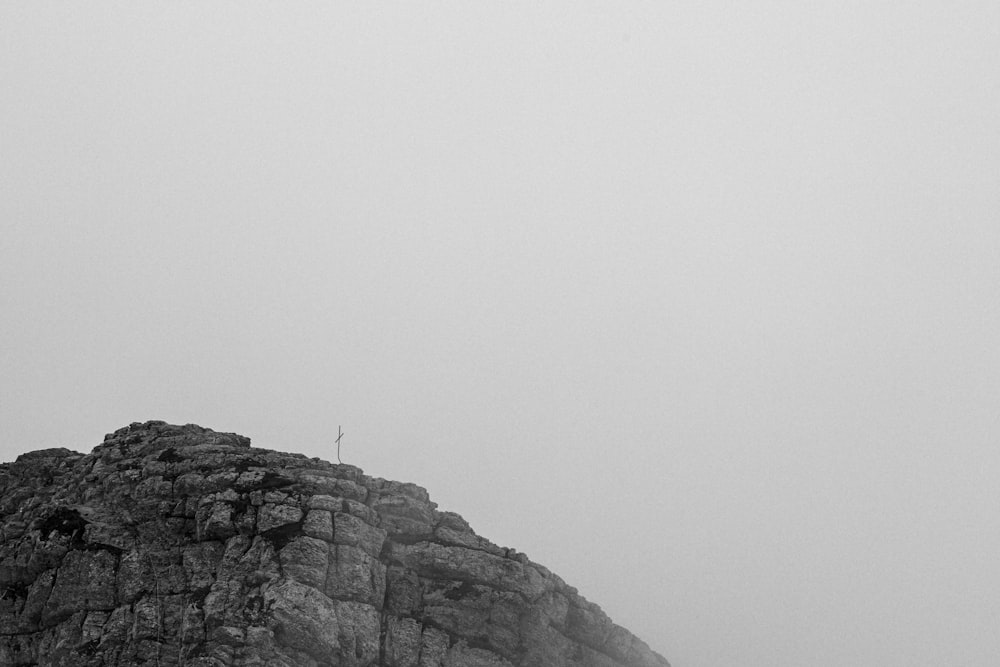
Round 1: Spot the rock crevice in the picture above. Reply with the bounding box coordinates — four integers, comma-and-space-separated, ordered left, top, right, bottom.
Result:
1, 421, 669, 667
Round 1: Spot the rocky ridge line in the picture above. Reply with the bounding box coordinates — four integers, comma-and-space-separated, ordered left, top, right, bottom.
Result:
0, 421, 670, 666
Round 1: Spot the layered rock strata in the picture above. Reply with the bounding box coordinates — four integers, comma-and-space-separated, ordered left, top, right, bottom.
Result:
0, 421, 669, 666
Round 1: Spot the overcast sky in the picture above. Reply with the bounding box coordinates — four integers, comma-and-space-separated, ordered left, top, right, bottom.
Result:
2, 3, 999, 666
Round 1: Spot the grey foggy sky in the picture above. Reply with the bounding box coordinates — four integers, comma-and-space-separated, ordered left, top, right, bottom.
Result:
2, 3, 999, 666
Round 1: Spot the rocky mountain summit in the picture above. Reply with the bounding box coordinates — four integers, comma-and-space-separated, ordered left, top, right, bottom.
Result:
0, 421, 670, 667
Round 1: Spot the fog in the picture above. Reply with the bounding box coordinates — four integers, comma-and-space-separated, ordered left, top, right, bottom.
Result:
2, 4, 999, 665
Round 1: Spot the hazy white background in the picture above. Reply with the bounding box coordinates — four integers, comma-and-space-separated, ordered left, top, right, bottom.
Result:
2, 3, 999, 665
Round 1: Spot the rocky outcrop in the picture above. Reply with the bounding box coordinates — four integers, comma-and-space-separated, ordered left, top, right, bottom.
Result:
0, 421, 669, 667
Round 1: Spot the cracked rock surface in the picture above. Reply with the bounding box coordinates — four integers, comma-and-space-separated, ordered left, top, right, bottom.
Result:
0, 421, 670, 667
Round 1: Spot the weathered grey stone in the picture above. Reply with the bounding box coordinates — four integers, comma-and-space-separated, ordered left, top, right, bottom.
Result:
385, 565, 422, 616
419, 626, 451, 667
302, 509, 334, 542
385, 541, 549, 600
279, 536, 329, 590
183, 541, 225, 591
384, 616, 421, 667
19, 568, 54, 631
373, 494, 435, 539
420, 581, 524, 659
334, 510, 388, 557
116, 548, 150, 603
257, 503, 303, 534
198, 500, 237, 541
296, 472, 369, 501
325, 544, 386, 607
0, 420, 670, 667
264, 579, 380, 665
444, 641, 515, 667
41, 549, 117, 626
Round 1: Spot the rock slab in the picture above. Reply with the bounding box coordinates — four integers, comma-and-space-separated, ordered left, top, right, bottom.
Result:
0, 421, 670, 667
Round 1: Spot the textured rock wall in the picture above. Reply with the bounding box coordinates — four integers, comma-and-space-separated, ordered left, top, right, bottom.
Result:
0, 421, 669, 667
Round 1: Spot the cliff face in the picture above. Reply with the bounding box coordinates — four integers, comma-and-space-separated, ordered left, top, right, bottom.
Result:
0, 421, 669, 667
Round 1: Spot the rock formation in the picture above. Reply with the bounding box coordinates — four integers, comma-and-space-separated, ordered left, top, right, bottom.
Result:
0, 421, 669, 666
